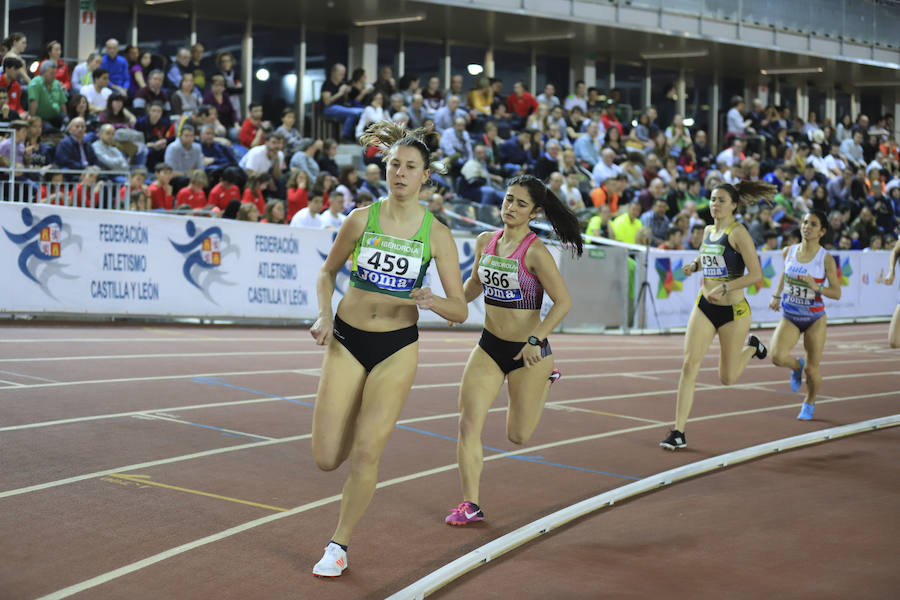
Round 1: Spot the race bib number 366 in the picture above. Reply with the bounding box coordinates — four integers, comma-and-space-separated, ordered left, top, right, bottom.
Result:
479, 254, 522, 302
356, 233, 424, 292
700, 244, 727, 278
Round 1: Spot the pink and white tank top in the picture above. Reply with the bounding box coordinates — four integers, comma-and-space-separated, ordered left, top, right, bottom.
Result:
479, 230, 544, 310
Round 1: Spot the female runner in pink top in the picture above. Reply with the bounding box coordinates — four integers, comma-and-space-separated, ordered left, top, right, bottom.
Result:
445, 174, 583, 525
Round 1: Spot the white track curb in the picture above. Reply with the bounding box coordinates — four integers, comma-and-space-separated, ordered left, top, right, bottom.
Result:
386, 415, 900, 599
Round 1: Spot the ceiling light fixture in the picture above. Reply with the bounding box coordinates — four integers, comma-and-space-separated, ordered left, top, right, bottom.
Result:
144, 0, 186, 5
639, 49, 709, 60
353, 14, 425, 27
759, 67, 824, 75
505, 32, 576, 43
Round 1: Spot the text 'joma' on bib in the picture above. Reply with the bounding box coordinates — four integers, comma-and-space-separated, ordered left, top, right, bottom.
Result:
355, 232, 424, 293
479, 254, 522, 302
700, 243, 727, 278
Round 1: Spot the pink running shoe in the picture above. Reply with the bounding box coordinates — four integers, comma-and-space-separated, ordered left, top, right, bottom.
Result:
445, 501, 484, 526
549, 368, 561, 384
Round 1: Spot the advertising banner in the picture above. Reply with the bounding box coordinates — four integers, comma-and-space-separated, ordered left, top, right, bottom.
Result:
643, 248, 898, 329
1, 204, 554, 326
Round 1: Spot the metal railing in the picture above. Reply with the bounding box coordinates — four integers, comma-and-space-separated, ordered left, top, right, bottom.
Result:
0, 167, 133, 209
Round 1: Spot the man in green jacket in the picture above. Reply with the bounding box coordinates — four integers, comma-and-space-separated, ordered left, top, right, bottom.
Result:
28, 61, 67, 130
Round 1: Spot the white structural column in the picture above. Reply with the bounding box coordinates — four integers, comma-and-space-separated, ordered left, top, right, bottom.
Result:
349, 26, 377, 83
2, 0, 7, 40
242, 17, 253, 118
710, 72, 720, 151
64, 0, 96, 61
130, 0, 138, 46
677, 68, 686, 117
643, 62, 651, 109
569, 52, 596, 91
485, 45, 494, 78
797, 83, 808, 120
443, 38, 451, 89
189, 7, 197, 47
529, 47, 537, 94
296, 23, 306, 129
825, 87, 836, 126
609, 59, 615, 90
773, 78, 781, 107
397, 30, 405, 78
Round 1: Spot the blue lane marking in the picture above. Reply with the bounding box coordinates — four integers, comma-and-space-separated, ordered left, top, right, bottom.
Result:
192, 376, 315, 407
395, 424, 639, 481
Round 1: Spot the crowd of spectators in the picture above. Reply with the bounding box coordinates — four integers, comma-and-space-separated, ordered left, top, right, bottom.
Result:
0, 31, 897, 247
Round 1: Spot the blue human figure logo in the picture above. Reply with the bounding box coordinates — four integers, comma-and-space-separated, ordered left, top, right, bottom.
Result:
3, 207, 64, 284
317, 231, 353, 295
169, 220, 224, 290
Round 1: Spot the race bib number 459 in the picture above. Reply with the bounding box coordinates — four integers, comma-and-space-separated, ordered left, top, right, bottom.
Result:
479, 254, 522, 302
700, 244, 727, 278
356, 233, 424, 292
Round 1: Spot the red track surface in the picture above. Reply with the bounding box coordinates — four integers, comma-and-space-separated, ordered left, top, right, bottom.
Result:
0, 322, 897, 599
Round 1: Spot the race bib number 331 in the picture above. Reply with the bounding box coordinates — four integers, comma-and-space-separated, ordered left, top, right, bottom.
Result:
356, 233, 424, 292
479, 254, 522, 302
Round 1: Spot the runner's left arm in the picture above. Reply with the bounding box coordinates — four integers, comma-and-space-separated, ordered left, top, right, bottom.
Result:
819, 253, 842, 300
410, 222, 468, 323
525, 240, 571, 341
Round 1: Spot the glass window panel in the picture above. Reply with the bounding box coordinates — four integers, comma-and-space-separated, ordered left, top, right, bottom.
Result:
10, 0, 64, 61
492, 49, 529, 102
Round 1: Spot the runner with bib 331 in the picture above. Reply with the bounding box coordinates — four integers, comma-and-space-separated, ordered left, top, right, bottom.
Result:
660, 181, 776, 450
444, 174, 583, 525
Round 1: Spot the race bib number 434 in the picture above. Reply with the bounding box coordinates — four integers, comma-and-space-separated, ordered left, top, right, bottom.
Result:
700, 244, 727, 278
479, 254, 522, 301
356, 233, 424, 292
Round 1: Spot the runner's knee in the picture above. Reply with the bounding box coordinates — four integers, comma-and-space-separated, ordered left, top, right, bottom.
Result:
771, 353, 793, 368
718, 368, 738, 386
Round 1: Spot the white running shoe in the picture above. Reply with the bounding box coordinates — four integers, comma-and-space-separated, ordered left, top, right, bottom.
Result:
312, 542, 348, 577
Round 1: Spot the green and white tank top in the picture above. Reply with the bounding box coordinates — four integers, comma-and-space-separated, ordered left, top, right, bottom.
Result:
349, 202, 434, 298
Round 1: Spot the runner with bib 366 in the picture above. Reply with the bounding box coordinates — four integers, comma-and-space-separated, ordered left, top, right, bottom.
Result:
767, 210, 841, 421
309, 120, 467, 577
444, 175, 583, 525
660, 181, 775, 451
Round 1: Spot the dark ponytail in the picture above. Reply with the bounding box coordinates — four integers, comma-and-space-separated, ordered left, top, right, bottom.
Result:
713, 180, 776, 214
808, 209, 829, 236
508, 174, 583, 257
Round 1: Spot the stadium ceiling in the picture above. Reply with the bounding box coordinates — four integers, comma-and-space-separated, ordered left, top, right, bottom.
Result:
120, 0, 898, 88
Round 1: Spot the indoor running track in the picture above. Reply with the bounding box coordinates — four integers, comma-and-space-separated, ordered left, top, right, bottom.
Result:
0, 322, 897, 599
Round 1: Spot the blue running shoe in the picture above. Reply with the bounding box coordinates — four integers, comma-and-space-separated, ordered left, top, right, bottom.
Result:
790, 357, 805, 393
796, 402, 815, 420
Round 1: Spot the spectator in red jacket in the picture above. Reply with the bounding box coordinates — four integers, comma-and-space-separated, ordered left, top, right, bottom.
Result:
238, 102, 270, 148
505, 81, 538, 129
148, 162, 174, 210
242, 172, 271, 212
176, 169, 209, 209
0, 56, 25, 113
208, 166, 242, 211
286, 168, 310, 222
38, 41, 71, 90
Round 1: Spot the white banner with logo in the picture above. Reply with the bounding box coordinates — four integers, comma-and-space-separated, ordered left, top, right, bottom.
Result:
643, 248, 898, 329
1, 204, 561, 325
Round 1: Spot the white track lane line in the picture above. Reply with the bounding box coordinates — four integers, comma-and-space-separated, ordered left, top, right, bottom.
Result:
2, 357, 897, 432
136, 413, 276, 441
2, 380, 898, 501
32, 392, 899, 600
2, 352, 895, 392
0, 369, 58, 382
0, 353, 687, 391
0, 345, 659, 363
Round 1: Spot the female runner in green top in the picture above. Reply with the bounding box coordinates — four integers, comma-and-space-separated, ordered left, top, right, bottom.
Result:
309, 120, 467, 577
